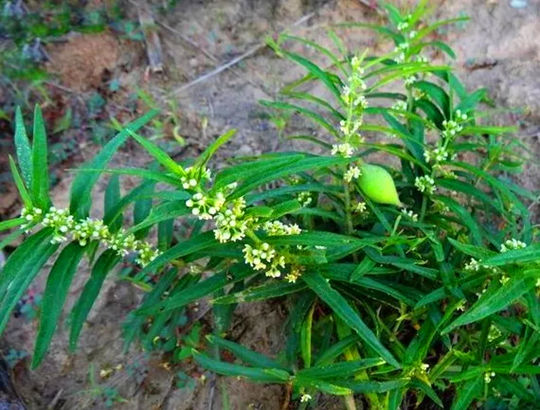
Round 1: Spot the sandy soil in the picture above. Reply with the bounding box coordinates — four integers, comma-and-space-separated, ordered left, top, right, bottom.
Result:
1, 0, 539, 409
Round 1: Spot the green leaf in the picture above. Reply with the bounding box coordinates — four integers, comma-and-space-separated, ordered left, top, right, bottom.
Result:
128, 130, 185, 176
0, 217, 25, 232
448, 238, 497, 260
297, 358, 385, 380
192, 350, 290, 383
215, 153, 304, 190
302, 271, 400, 368
70, 109, 159, 219
31, 106, 50, 209
300, 303, 315, 368
295, 378, 353, 395
69, 250, 120, 350
450, 377, 482, 410
212, 280, 305, 304
8, 156, 32, 208
482, 244, 540, 266
435, 195, 482, 245
410, 379, 443, 408
128, 201, 189, 234
138, 266, 251, 315
0, 229, 58, 335
194, 129, 236, 170
140, 232, 217, 274
442, 277, 537, 334
14, 106, 33, 188
33, 242, 86, 368
260, 100, 339, 137
315, 335, 360, 366
281, 50, 343, 102
413, 80, 450, 117
104, 175, 122, 232
132, 183, 155, 238
207, 335, 285, 369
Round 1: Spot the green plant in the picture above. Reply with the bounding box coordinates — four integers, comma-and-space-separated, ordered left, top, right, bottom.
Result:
1, 1, 539, 408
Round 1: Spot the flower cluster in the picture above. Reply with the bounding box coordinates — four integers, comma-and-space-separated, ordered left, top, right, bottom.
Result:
464, 258, 481, 272
396, 41, 410, 62
500, 238, 527, 253
423, 146, 449, 163
353, 201, 367, 214
391, 100, 408, 112
404, 75, 417, 87
401, 208, 418, 222
339, 55, 368, 142
464, 258, 498, 275
414, 175, 436, 195
297, 191, 313, 207
331, 143, 355, 158
214, 198, 255, 243
484, 372, 496, 384
441, 119, 463, 139
21, 206, 160, 266
284, 265, 303, 283
186, 191, 226, 220
243, 243, 286, 278
181, 166, 211, 190
263, 221, 301, 236
344, 165, 361, 182
300, 393, 312, 403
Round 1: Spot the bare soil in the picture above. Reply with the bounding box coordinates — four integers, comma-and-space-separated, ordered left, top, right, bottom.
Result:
1, 0, 538, 409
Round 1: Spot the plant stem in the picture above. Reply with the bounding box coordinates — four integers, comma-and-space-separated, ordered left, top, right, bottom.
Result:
343, 394, 357, 410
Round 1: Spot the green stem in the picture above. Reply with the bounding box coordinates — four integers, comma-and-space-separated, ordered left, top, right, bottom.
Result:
343, 181, 354, 235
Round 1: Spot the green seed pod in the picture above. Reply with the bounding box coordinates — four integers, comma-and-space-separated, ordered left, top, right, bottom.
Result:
357, 164, 401, 206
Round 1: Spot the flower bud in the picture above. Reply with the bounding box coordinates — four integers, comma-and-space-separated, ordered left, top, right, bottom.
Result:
357, 164, 401, 206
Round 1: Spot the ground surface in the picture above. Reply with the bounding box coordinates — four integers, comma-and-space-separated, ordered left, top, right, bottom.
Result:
0, 0, 539, 409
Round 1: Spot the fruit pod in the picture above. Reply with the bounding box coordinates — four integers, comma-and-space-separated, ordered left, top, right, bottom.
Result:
356, 164, 401, 206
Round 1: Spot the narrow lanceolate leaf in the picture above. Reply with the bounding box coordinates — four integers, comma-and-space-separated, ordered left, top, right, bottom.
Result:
192, 350, 291, 383
128, 129, 184, 176
302, 271, 400, 368
450, 377, 482, 410
33, 242, 86, 368
70, 109, 159, 219
137, 266, 251, 315
14, 106, 33, 188
481, 243, 540, 266
212, 280, 305, 304
104, 175, 122, 232
300, 303, 315, 368
0, 229, 58, 335
140, 231, 217, 274
296, 358, 385, 380
0, 217, 25, 232
206, 335, 285, 369
194, 129, 236, 169
31, 106, 50, 209
442, 277, 537, 334
69, 250, 120, 350
9, 156, 32, 208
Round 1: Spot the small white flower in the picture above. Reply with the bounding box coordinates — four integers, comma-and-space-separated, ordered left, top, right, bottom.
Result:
414, 175, 436, 195
484, 372, 496, 384
464, 258, 480, 272
500, 238, 526, 252
354, 202, 367, 214
401, 208, 418, 222
391, 100, 407, 112
263, 221, 301, 236
331, 143, 355, 158
300, 393, 312, 403
297, 191, 313, 207
344, 165, 361, 183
